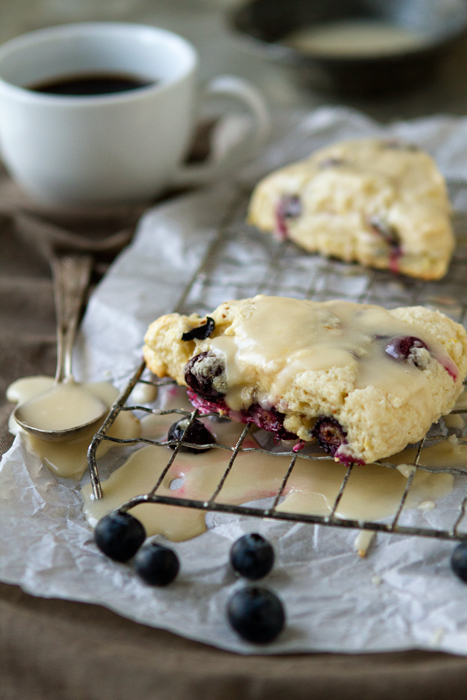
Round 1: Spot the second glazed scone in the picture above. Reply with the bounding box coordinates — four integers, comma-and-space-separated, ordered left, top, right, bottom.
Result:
143, 296, 467, 465
248, 138, 454, 280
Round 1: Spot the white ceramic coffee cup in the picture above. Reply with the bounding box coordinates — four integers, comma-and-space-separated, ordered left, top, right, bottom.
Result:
0, 22, 270, 205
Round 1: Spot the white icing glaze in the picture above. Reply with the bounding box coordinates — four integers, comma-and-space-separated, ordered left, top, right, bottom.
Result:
206, 297, 455, 423
9, 373, 463, 545
395, 439, 467, 469
7, 376, 55, 404
17, 382, 104, 431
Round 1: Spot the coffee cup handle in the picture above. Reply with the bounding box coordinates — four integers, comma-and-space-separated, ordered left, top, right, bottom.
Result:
172, 75, 270, 187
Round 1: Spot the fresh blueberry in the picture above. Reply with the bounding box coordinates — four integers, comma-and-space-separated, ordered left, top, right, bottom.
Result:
181, 317, 215, 342
312, 417, 347, 457
134, 542, 180, 586
94, 511, 146, 562
385, 336, 428, 367
227, 586, 285, 644
184, 351, 225, 401
167, 417, 215, 452
230, 533, 275, 580
451, 542, 467, 582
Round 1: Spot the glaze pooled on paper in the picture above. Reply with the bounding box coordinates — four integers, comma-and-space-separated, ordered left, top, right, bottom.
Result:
81, 413, 454, 542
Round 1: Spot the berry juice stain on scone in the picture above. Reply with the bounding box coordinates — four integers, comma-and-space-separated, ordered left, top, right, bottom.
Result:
184, 352, 295, 442
367, 216, 402, 273
249, 138, 454, 280
383, 335, 458, 378
275, 195, 302, 239
143, 296, 467, 466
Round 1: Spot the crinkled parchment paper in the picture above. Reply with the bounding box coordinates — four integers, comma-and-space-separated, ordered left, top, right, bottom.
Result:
2, 106, 467, 655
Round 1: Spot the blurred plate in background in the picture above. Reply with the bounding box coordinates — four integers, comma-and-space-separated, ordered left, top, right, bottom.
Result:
229, 0, 467, 96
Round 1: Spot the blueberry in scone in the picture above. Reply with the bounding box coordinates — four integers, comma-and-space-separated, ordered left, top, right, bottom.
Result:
248, 138, 454, 280
143, 295, 467, 465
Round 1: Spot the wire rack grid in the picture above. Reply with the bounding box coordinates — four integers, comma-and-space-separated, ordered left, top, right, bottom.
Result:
87, 181, 467, 543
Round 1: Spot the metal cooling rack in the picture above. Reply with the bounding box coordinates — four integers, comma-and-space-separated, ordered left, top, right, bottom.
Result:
87, 181, 467, 543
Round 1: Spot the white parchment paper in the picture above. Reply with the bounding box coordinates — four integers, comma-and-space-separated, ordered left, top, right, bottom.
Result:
2, 106, 467, 655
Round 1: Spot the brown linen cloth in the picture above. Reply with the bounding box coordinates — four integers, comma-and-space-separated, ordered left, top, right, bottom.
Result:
1, 165, 467, 700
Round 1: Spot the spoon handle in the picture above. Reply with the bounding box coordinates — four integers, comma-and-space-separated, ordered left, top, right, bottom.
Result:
51, 254, 93, 384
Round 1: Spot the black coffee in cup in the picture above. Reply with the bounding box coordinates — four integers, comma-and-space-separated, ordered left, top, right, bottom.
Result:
0, 22, 267, 205
29, 72, 155, 96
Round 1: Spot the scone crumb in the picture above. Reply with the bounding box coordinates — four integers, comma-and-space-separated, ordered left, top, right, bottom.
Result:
397, 464, 416, 478
354, 530, 375, 557
444, 414, 465, 430
418, 500, 436, 512
429, 627, 445, 647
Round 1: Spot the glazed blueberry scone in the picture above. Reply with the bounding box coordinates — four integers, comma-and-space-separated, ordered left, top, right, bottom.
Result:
248, 138, 454, 280
143, 295, 467, 466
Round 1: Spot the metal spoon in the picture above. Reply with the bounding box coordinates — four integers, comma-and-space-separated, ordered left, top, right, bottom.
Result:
13, 254, 107, 442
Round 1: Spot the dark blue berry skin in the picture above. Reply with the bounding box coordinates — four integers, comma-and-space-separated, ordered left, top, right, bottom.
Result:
94, 511, 146, 562
312, 416, 347, 456
227, 586, 285, 644
385, 336, 428, 366
451, 543, 467, 582
134, 542, 180, 586
230, 533, 275, 580
184, 351, 225, 401
181, 317, 215, 341
167, 417, 215, 453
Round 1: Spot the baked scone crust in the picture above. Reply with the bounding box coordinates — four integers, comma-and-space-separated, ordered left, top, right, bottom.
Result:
143, 296, 467, 465
248, 138, 454, 280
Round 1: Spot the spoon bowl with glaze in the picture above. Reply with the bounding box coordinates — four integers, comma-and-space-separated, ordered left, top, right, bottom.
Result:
13, 255, 107, 442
